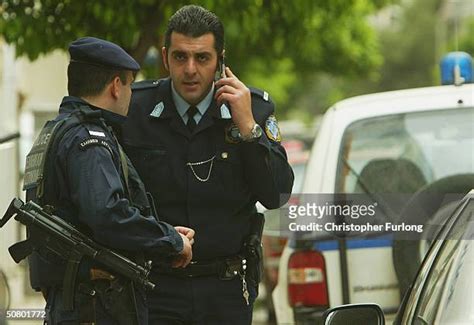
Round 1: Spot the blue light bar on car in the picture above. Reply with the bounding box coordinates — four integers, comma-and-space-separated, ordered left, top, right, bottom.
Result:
440, 52, 473, 86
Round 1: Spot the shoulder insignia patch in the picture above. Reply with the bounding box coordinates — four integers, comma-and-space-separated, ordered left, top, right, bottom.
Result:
79, 138, 113, 155
220, 104, 232, 119
224, 123, 241, 144
88, 130, 105, 137
150, 101, 165, 118
265, 115, 282, 142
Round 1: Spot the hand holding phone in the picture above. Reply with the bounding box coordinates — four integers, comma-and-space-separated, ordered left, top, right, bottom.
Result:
214, 65, 255, 135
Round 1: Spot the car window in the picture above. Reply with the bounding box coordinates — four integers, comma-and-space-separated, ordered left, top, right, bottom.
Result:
412, 199, 474, 324
411, 239, 463, 324
292, 163, 306, 193
437, 240, 474, 324
336, 108, 474, 196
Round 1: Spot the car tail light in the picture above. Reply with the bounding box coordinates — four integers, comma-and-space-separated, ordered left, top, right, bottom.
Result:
288, 195, 300, 207
288, 250, 329, 307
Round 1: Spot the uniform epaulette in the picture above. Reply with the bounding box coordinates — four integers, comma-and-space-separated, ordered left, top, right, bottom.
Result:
249, 87, 272, 103
131, 79, 163, 91
249, 87, 274, 123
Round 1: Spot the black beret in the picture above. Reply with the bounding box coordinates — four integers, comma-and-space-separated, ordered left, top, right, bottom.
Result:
68, 37, 140, 71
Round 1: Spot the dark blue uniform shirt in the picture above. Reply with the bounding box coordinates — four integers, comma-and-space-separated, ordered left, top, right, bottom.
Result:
120, 79, 294, 260
119, 79, 294, 324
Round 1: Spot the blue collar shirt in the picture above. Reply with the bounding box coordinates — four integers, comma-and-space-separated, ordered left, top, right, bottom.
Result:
171, 82, 215, 125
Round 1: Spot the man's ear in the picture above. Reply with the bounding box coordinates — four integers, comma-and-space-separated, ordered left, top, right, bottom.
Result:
162, 47, 169, 71
110, 76, 121, 99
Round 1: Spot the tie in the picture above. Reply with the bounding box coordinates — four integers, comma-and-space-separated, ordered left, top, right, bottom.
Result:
186, 106, 198, 133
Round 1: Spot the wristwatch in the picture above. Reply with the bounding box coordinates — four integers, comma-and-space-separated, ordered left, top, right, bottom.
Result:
239, 123, 263, 142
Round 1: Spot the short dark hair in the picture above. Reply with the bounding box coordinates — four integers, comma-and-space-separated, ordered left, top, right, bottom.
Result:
164, 5, 225, 55
67, 62, 128, 97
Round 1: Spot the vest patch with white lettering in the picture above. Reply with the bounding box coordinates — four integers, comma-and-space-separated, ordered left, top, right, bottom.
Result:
79, 137, 113, 155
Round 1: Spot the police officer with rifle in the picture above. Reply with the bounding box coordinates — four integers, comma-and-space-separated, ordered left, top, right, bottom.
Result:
0, 199, 155, 323
4, 37, 194, 324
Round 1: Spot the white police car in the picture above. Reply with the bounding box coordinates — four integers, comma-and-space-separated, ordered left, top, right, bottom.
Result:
322, 190, 474, 325
272, 52, 474, 324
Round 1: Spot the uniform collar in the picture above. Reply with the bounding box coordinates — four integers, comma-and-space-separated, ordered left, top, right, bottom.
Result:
171, 81, 214, 119
101, 109, 127, 127
60, 95, 89, 109
148, 78, 230, 121
59, 95, 127, 127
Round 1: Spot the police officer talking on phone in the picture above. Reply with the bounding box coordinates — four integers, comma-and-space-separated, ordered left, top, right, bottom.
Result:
120, 5, 294, 324
23, 37, 194, 324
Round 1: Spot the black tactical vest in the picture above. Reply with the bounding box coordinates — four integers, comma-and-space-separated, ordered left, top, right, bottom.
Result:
24, 105, 151, 290
24, 107, 104, 290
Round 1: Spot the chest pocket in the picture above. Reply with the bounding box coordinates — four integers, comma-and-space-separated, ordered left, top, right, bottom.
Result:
123, 145, 170, 190
214, 146, 246, 192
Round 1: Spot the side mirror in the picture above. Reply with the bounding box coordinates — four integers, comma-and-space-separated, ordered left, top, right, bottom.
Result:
322, 303, 385, 325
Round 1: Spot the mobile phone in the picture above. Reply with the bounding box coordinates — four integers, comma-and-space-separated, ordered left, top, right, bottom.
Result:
216, 55, 226, 81
216, 55, 231, 116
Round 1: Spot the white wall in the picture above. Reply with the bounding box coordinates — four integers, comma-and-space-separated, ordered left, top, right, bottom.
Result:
0, 40, 67, 322
17, 50, 68, 112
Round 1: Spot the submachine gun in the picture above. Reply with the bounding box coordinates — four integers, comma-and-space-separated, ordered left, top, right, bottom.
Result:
0, 198, 155, 312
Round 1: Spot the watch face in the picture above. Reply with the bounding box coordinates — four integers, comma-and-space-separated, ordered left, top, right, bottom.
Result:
239, 124, 263, 141
254, 124, 263, 138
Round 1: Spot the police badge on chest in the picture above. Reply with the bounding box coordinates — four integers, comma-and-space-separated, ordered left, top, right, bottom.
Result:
224, 123, 241, 144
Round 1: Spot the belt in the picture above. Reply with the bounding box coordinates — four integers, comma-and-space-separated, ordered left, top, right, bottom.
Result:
156, 255, 247, 279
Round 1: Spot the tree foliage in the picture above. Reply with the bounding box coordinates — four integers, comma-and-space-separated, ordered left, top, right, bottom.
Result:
0, 0, 389, 115
371, 0, 442, 90
447, 17, 474, 57
292, 0, 474, 120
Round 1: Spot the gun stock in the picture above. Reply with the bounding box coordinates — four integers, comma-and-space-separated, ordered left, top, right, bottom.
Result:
0, 198, 23, 228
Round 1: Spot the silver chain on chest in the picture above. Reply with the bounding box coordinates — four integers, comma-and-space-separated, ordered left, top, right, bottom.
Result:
186, 155, 216, 182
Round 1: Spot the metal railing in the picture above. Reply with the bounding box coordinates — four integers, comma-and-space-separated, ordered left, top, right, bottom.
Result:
0, 133, 20, 145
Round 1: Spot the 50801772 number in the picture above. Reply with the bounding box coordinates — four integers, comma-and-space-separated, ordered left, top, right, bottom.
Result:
5, 309, 45, 319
